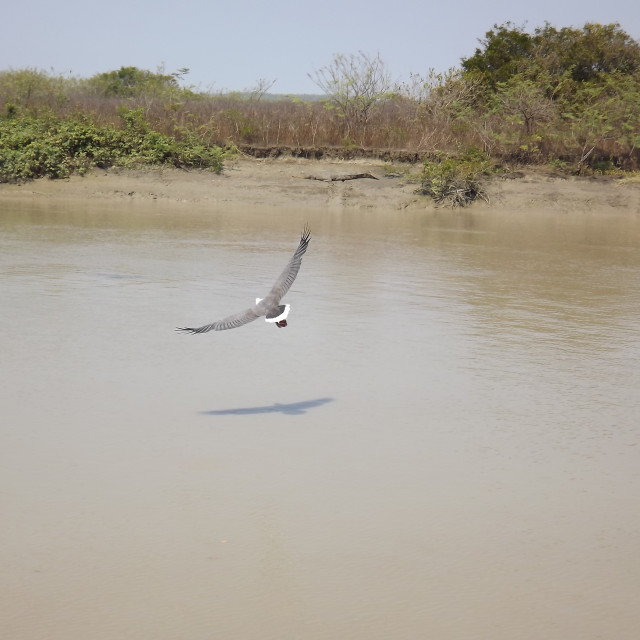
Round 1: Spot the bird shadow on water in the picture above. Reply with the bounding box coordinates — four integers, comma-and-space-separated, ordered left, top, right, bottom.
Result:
200, 397, 333, 417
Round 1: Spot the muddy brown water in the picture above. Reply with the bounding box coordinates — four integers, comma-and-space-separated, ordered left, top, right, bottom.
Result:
2, 199, 640, 639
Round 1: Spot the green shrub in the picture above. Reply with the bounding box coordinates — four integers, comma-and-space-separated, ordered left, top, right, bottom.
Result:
418, 149, 493, 206
0, 111, 225, 182
84, 66, 188, 98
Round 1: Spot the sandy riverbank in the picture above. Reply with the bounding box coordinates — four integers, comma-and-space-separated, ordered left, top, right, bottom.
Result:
1, 157, 639, 214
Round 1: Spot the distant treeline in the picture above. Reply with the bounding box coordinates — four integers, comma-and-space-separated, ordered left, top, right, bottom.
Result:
1, 21, 639, 184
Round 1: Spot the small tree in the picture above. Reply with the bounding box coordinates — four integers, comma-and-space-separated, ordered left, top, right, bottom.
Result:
493, 75, 557, 136
396, 69, 486, 152
245, 78, 277, 102
0, 68, 70, 111
561, 73, 640, 172
308, 51, 391, 144
85, 66, 181, 98
461, 23, 534, 87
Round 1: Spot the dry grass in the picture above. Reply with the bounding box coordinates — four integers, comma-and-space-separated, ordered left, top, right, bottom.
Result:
1, 70, 639, 171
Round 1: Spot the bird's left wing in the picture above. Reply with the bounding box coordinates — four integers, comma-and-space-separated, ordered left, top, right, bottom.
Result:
266, 225, 311, 302
176, 306, 262, 333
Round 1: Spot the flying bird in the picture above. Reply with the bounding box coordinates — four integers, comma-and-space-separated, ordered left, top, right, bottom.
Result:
177, 225, 311, 333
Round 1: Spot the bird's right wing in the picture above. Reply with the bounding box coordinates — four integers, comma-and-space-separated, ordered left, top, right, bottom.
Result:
176, 307, 262, 333
267, 224, 311, 301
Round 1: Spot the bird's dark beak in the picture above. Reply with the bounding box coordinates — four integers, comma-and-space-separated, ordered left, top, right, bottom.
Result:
276, 320, 288, 328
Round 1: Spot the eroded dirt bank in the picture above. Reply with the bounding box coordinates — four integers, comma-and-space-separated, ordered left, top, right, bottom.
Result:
1, 157, 639, 214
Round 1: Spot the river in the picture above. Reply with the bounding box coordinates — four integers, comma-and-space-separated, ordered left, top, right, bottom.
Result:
2, 198, 639, 639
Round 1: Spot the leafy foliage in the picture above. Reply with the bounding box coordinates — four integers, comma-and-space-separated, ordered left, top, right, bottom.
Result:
0, 68, 71, 111
418, 150, 493, 207
0, 110, 224, 182
532, 23, 640, 83
1, 23, 639, 183
461, 23, 535, 86
84, 66, 196, 99
455, 22, 640, 171
461, 22, 640, 90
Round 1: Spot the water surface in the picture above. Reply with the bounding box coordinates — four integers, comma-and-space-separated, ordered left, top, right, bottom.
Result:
2, 199, 640, 639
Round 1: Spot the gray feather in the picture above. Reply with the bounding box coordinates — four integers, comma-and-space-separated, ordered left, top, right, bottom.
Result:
177, 225, 310, 334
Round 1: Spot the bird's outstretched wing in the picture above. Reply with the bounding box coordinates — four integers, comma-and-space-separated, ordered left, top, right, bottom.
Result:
177, 225, 310, 334
176, 307, 262, 333
266, 224, 311, 302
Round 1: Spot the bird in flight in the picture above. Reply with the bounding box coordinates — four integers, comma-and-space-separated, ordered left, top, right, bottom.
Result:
177, 225, 311, 333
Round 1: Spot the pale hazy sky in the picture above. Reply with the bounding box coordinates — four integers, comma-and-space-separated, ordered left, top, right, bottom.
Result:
3, 0, 639, 94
